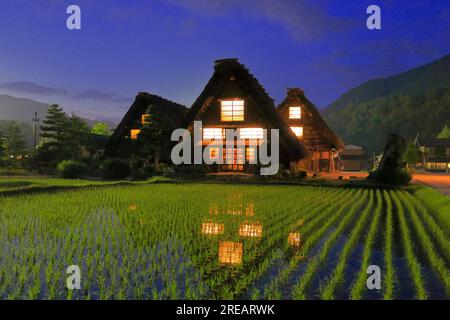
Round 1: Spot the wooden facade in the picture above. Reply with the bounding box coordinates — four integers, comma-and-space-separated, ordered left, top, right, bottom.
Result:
278, 88, 344, 173
180, 58, 309, 173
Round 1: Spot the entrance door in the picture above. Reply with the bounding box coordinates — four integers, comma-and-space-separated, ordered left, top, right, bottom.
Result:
222, 147, 244, 171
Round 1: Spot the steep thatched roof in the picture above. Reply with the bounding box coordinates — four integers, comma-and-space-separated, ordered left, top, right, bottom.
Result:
105, 92, 187, 155
182, 58, 309, 160
278, 88, 345, 150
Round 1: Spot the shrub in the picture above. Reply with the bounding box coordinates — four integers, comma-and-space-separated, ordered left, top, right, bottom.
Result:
100, 158, 130, 180
57, 160, 87, 179
374, 168, 412, 186
293, 169, 308, 179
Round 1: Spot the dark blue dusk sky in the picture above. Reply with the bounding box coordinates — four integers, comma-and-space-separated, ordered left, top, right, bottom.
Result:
0, 0, 448, 121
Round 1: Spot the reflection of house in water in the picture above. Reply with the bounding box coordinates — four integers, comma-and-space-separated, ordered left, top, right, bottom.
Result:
201, 197, 260, 266
201, 221, 225, 236
209, 195, 255, 217
239, 221, 263, 238
219, 241, 243, 265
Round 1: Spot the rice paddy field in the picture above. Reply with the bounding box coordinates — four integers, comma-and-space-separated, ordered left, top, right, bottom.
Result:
0, 183, 449, 300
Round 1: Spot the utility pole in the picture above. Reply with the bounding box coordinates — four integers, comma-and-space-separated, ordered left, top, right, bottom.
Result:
32, 112, 39, 149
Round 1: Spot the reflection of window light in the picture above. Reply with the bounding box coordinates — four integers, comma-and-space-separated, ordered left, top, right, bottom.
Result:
141, 114, 151, 124
203, 128, 223, 140
221, 100, 244, 121
201, 222, 224, 235
290, 126, 303, 137
289, 106, 301, 119
239, 128, 264, 140
130, 129, 141, 140
288, 232, 301, 247
239, 222, 263, 238
218, 241, 243, 265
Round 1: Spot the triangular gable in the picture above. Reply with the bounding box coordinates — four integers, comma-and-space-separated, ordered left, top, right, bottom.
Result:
278, 88, 345, 150
182, 59, 309, 160
105, 92, 187, 155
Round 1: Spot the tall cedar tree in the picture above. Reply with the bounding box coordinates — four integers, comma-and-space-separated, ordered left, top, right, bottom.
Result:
38, 105, 90, 165
136, 105, 173, 171
3, 121, 26, 157
40, 104, 67, 148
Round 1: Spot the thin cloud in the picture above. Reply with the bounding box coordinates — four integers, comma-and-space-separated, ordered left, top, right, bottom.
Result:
0, 81, 68, 96
72, 90, 131, 103
166, 0, 351, 41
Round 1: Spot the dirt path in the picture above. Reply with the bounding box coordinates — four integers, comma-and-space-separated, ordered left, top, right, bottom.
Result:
412, 174, 450, 196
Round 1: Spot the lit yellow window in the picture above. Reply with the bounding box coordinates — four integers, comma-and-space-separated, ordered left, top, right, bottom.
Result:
246, 147, 256, 162
289, 106, 301, 119
221, 100, 244, 121
130, 129, 141, 140
290, 126, 303, 137
203, 128, 223, 140
239, 128, 264, 140
142, 114, 151, 124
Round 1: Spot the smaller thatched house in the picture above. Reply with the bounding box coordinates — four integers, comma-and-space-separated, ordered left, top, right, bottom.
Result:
278, 88, 344, 172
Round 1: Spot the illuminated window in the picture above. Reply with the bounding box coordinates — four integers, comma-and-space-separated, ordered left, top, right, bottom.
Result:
203, 128, 224, 140
239, 128, 264, 140
130, 129, 141, 140
142, 114, 151, 124
290, 126, 303, 137
221, 100, 244, 121
246, 147, 256, 163
289, 106, 301, 119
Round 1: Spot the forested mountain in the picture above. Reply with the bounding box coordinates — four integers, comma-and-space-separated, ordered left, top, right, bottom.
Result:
324, 54, 450, 153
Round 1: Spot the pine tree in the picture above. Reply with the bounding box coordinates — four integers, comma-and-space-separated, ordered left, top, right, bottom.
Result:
40, 104, 68, 147
3, 121, 26, 156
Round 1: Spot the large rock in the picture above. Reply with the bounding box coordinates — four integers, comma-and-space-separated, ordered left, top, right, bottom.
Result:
368, 133, 407, 180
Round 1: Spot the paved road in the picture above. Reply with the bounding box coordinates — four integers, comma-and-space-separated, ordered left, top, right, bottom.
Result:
412, 173, 450, 196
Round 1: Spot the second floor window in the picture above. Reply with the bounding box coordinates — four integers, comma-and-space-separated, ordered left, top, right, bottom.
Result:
289, 106, 301, 119
221, 100, 244, 121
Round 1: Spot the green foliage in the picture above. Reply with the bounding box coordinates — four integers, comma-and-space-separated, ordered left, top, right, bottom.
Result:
324, 54, 450, 115
100, 158, 130, 179
0, 121, 27, 167
325, 87, 450, 153
91, 122, 110, 136
403, 142, 421, 165
437, 125, 450, 139
57, 160, 88, 179
35, 105, 92, 167
136, 105, 174, 171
